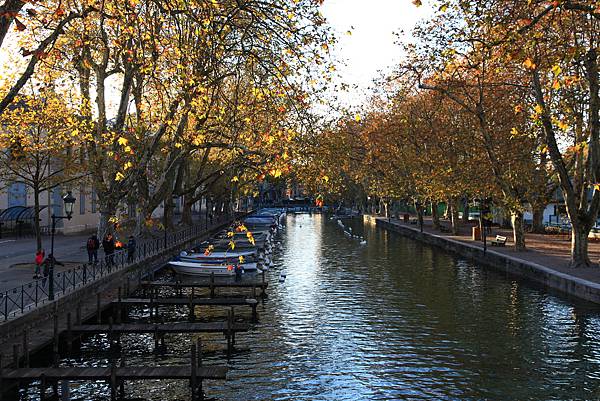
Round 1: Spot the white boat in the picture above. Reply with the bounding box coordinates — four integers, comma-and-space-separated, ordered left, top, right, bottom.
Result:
170, 260, 259, 275
169, 261, 237, 276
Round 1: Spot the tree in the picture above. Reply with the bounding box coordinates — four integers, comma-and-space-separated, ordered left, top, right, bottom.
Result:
0, 91, 84, 250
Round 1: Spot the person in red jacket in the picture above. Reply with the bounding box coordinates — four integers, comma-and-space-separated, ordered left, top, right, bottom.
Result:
34, 249, 45, 279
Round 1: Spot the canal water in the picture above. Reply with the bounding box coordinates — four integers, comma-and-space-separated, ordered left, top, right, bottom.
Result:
20, 213, 600, 400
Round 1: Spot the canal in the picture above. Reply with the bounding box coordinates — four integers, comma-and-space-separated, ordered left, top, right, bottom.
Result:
20, 213, 600, 400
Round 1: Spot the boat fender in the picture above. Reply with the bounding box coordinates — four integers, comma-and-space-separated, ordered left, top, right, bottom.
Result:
360, 240, 367, 245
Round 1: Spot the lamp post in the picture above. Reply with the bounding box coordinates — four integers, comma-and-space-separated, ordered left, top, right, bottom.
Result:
49, 191, 76, 301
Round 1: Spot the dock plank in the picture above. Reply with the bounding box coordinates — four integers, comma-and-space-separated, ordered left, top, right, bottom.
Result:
141, 280, 268, 289
118, 297, 258, 307
70, 322, 249, 334
1, 366, 227, 381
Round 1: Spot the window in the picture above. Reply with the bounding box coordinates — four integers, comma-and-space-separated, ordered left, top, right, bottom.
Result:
80, 187, 86, 215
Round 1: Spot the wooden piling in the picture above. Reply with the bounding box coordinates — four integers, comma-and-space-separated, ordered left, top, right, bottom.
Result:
23, 329, 29, 368
12, 344, 19, 369
188, 292, 195, 322
39, 374, 47, 401
154, 325, 159, 352
210, 273, 215, 297
53, 314, 59, 367
230, 307, 236, 347
190, 344, 197, 401
119, 359, 125, 398
96, 293, 101, 324
66, 313, 72, 354
110, 363, 117, 401
226, 310, 232, 358
76, 303, 82, 325
108, 317, 115, 350
197, 338, 203, 400
116, 287, 122, 324
0, 354, 3, 401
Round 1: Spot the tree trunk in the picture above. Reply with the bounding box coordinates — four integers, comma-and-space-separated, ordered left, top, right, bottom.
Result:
97, 207, 116, 240
431, 201, 440, 229
33, 183, 42, 251
181, 199, 194, 226
450, 198, 460, 235
415, 201, 424, 232
443, 201, 450, 219
511, 210, 526, 251
531, 205, 546, 234
462, 199, 470, 224
164, 199, 174, 230
571, 222, 593, 268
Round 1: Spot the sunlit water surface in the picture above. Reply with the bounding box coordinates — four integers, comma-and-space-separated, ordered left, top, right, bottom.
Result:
18, 214, 600, 400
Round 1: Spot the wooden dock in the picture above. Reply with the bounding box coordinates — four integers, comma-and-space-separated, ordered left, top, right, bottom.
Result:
0, 365, 227, 381
117, 297, 259, 321
140, 277, 268, 298
0, 342, 223, 401
70, 321, 249, 335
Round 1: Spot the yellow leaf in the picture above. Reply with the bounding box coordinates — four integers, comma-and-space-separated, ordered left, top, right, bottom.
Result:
115, 172, 125, 181
231, 176, 239, 182
117, 137, 128, 146
552, 79, 561, 90
523, 58, 536, 70
552, 65, 562, 76
354, 114, 361, 122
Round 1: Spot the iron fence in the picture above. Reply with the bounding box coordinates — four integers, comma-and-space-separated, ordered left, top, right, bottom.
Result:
0, 214, 233, 321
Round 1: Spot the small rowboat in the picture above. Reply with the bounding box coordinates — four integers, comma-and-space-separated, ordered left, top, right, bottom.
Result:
168, 260, 259, 276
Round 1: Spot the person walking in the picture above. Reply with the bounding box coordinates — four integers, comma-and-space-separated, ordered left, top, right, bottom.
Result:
102, 234, 115, 267
34, 249, 45, 279
127, 235, 136, 263
86, 234, 100, 264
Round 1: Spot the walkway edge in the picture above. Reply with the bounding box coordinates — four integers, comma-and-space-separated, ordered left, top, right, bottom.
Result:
373, 217, 600, 305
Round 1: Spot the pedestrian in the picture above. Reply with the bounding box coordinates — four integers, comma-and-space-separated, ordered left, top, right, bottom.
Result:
86, 234, 100, 264
34, 249, 45, 279
102, 233, 115, 267
127, 235, 136, 263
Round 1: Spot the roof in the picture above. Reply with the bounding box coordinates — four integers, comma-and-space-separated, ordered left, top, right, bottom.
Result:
0, 205, 47, 222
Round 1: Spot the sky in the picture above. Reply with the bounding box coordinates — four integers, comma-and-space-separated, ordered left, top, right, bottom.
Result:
320, 0, 433, 107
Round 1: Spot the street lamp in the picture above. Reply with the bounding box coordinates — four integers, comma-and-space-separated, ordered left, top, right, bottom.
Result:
49, 191, 76, 300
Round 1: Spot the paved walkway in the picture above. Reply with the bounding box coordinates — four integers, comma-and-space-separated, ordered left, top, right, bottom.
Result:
385, 216, 600, 286
0, 216, 210, 294
0, 234, 90, 293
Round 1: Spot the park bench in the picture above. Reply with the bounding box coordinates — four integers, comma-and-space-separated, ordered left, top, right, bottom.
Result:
490, 235, 507, 247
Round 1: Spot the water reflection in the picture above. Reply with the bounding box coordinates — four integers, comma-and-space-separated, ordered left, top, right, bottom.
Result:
18, 214, 600, 400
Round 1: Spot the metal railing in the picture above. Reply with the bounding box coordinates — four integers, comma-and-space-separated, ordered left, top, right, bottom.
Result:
0, 213, 234, 321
